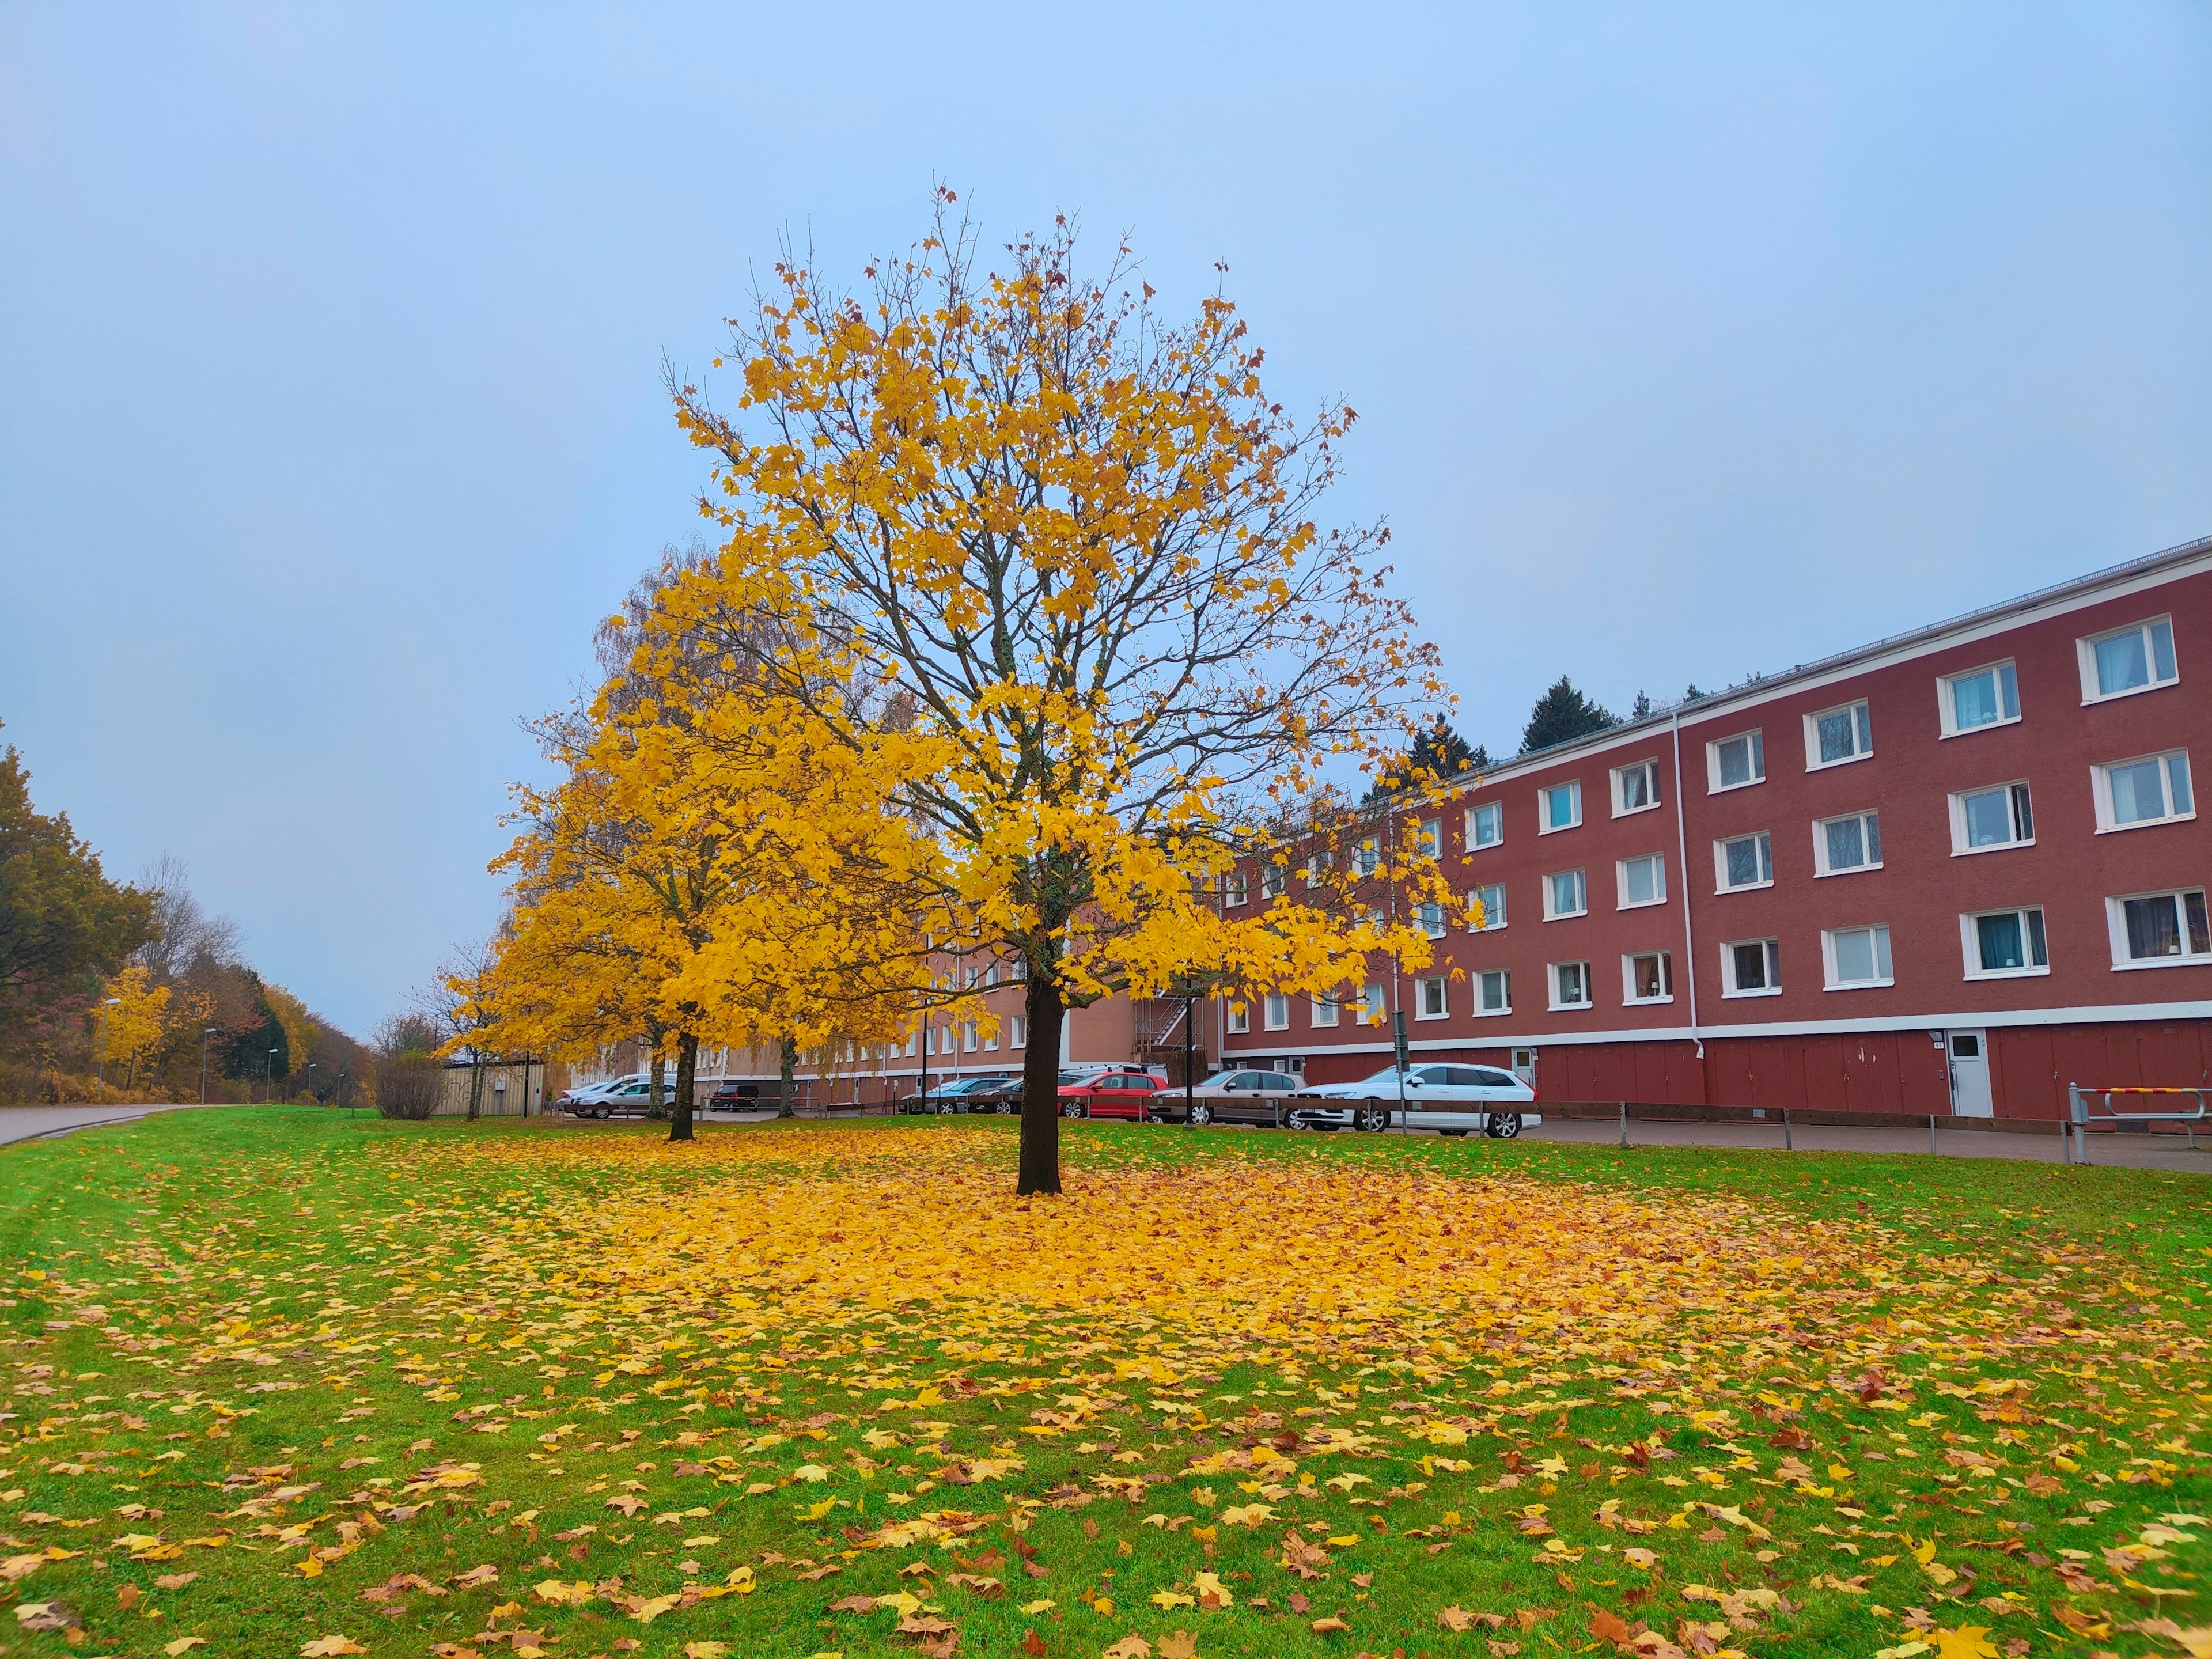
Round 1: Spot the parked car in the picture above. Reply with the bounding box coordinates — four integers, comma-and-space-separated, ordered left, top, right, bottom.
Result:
1056, 1068, 1166, 1120
706, 1080, 760, 1108
902, 1075, 1016, 1115
563, 1075, 659, 1119
1287, 1063, 1538, 1136
1146, 1067, 1305, 1126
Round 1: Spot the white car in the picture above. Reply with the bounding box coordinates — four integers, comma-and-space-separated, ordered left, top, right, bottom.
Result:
562, 1074, 656, 1118
1288, 1063, 1538, 1137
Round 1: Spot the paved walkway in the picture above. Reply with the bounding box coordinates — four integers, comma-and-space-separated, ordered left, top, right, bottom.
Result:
1522, 1113, 2211, 1172
0, 1104, 205, 1147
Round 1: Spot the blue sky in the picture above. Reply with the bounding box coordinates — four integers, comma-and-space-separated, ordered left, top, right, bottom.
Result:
2, 3, 2206, 1037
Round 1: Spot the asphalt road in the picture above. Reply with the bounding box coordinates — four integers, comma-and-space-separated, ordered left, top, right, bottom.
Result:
0, 1104, 205, 1146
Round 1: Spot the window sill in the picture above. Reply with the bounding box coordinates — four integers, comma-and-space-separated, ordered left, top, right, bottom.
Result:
1721, 986, 1782, 999
1473, 1006, 1514, 1018
1612, 801, 1662, 820
1952, 839, 2032, 857
2081, 679, 2178, 708
1707, 777, 1767, 796
2096, 813, 2198, 834
1823, 979, 1895, 992
1938, 714, 2022, 740
1617, 896, 1668, 911
1261, 1025, 1291, 1035
1468, 924, 1507, 935
1537, 821, 1583, 836
1413, 1012, 1449, 1022
1963, 965, 2050, 981
2110, 955, 2212, 972
1543, 910, 1589, 923
1466, 840, 1505, 855
1623, 995, 1676, 1007
1715, 880, 1775, 895
1814, 863, 1884, 878
1547, 1001, 1595, 1013
1805, 751, 1874, 774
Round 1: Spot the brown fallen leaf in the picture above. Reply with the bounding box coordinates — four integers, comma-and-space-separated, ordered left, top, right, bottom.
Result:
117, 1582, 142, 1611
798, 1563, 842, 1581
15, 1603, 79, 1633
300, 1640, 369, 1658
1350, 1573, 1373, 1589
154, 1572, 199, 1592
1437, 1607, 1476, 1632
829, 1594, 879, 1614
1288, 1592, 1312, 1615
1589, 1609, 1633, 1645
1310, 1616, 1350, 1634
1102, 1638, 1151, 1659
1157, 1633, 1198, 1659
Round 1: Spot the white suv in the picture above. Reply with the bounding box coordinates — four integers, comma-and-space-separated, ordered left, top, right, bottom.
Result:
1288, 1063, 1538, 1137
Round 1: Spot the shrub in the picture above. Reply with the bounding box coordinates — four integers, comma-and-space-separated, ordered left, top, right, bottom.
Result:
373, 1056, 442, 1121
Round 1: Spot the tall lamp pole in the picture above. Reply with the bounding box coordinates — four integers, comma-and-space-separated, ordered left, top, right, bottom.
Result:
199, 1026, 215, 1104
95, 996, 122, 1093
307, 1061, 318, 1104
267, 1046, 278, 1104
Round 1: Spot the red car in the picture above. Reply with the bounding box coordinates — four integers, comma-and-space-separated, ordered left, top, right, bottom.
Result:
1056, 1069, 1165, 1120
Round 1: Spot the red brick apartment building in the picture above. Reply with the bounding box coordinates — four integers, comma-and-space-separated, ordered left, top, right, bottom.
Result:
1218, 535, 2212, 1122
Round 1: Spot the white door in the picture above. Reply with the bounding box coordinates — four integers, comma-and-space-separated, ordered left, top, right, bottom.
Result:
1948, 1031, 1993, 1117
1511, 1048, 1537, 1086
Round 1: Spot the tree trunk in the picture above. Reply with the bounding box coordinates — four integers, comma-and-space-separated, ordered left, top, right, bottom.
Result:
467, 1059, 483, 1122
1017, 971, 1064, 1196
777, 1036, 797, 1118
668, 1031, 698, 1142
648, 1050, 666, 1119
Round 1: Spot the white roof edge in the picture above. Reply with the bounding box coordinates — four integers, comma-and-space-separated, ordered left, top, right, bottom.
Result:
1445, 531, 2212, 793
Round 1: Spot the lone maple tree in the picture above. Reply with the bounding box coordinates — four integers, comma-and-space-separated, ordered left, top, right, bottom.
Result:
664, 194, 1452, 1192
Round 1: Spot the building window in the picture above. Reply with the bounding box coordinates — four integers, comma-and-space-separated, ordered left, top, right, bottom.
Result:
1549, 961, 1592, 1010
1950, 782, 2034, 853
2093, 750, 2194, 831
1418, 817, 1441, 858
1261, 860, 1286, 901
1939, 660, 2020, 736
1962, 907, 2048, 979
1008, 956, 1027, 982
1617, 853, 1666, 909
1708, 729, 1766, 793
1539, 780, 1582, 833
1416, 900, 1445, 938
2107, 889, 2212, 968
1722, 938, 1781, 997
1355, 836, 1381, 877
1715, 831, 1774, 892
1263, 992, 1290, 1031
2079, 615, 2177, 703
1814, 809, 1883, 876
1471, 881, 1506, 931
1223, 870, 1248, 907
1623, 950, 1673, 1003
1613, 759, 1660, 816
1475, 969, 1511, 1016
1822, 924, 1894, 989
1305, 851, 1332, 887
1310, 994, 1339, 1028
1806, 700, 1874, 770
983, 1027, 999, 1051
1010, 1014, 1027, 1048
1466, 801, 1503, 850
1226, 1001, 1250, 1035
1544, 868, 1588, 919
1415, 976, 1448, 1019
962, 1021, 980, 1052
1355, 982, 1387, 1024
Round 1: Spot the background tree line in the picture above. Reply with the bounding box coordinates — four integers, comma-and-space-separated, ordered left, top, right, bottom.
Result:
0, 722, 368, 1104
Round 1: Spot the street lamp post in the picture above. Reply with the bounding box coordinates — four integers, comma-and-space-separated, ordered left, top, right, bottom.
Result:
307, 1061, 318, 1104
267, 1047, 278, 1104
95, 996, 122, 1093
200, 1026, 216, 1104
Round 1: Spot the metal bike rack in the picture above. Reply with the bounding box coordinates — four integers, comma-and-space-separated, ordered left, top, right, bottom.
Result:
2065, 1084, 2209, 1165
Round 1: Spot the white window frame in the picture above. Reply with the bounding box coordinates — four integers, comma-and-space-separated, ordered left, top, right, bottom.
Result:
1616, 852, 1667, 910
962, 1021, 980, 1052
1622, 950, 1674, 1005
1812, 809, 1884, 877
1469, 881, 1507, 932
1543, 868, 1588, 920
1474, 968, 1512, 1017
1260, 861, 1287, 902
1416, 899, 1446, 940
1960, 906, 2049, 980
2104, 888, 2212, 970
1538, 779, 1582, 834
1418, 817, 1441, 859
1548, 960, 1593, 1011
1310, 993, 1339, 1028
1222, 869, 1248, 908
2092, 749, 2195, 832
1612, 759, 1661, 818
1937, 658, 2021, 737
1226, 1001, 1250, 1035
983, 1026, 999, 1051
2077, 614, 2179, 705
1948, 781, 2035, 855
1706, 729, 1767, 794
1713, 831, 1774, 893
1304, 851, 1331, 888
1721, 937, 1782, 998
1263, 991, 1291, 1032
1010, 1014, 1028, 1048
1821, 923, 1895, 990
1804, 699, 1874, 771
1355, 836, 1381, 877
1355, 982, 1387, 1025
1415, 976, 1448, 1020
1465, 801, 1503, 851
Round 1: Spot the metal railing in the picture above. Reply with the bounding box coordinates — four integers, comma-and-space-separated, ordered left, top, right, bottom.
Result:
2065, 1084, 2208, 1165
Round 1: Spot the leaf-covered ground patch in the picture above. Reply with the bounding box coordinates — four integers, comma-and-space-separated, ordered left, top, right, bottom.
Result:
1, 1108, 2208, 1659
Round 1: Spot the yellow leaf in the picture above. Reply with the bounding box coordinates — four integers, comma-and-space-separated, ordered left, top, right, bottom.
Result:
165, 1641, 207, 1658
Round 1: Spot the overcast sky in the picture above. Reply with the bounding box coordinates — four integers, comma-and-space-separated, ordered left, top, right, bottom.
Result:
2, 3, 2207, 1038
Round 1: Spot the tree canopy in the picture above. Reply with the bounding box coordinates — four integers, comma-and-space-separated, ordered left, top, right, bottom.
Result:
1520, 676, 1618, 753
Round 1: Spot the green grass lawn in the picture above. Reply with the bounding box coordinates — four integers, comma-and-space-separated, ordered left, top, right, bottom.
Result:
1, 1108, 2207, 1659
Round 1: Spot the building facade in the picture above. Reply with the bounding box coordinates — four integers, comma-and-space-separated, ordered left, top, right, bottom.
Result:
1218, 536, 2212, 1120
